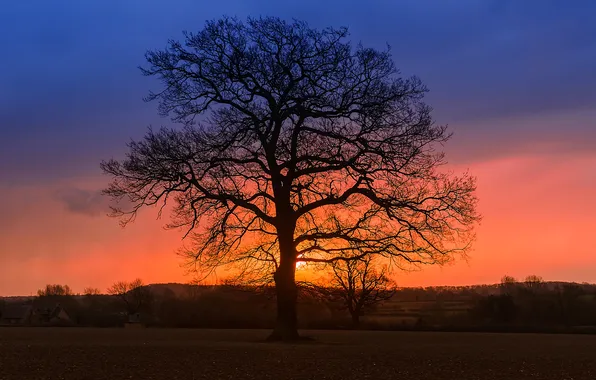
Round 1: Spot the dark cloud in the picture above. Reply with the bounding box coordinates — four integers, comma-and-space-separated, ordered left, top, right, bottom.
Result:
54, 188, 112, 217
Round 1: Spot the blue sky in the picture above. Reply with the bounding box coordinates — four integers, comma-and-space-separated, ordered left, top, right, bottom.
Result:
1, 0, 595, 184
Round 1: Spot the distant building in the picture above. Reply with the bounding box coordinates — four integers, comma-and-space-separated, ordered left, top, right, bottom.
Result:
32, 303, 72, 325
0, 303, 72, 326
0, 304, 33, 325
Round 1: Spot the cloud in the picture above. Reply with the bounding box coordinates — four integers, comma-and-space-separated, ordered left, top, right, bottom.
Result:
54, 187, 112, 217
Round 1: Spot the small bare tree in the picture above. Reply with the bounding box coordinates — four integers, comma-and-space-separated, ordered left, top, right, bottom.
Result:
102, 16, 479, 340
83, 287, 102, 296
500, 275, 518, 296
524, 275, 545, 290
309, 257, 395, 328
37, 284, 73, 297
106, 279, 153, 316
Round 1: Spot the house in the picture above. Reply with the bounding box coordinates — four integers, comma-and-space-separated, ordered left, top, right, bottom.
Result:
32, 303, 72, 325
0, 304, 33, 325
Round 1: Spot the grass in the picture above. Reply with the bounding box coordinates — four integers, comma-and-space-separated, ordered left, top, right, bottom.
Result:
1, 327, 595, 379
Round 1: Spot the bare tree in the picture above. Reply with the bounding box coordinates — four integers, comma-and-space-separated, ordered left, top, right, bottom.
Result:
309, 257, 396, 328
524, 275, 545, 291
500, 275, 518, 295
37, 284, 73, 297
101, 17, 479, 340
83, 287, 102, 296
106, 279, 153, 316
501, 275, 516, 283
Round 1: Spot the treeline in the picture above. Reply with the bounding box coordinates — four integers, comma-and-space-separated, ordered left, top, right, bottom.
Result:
380, 276, 596, 331
2, 276, 596, 331
467, 276, 596, 328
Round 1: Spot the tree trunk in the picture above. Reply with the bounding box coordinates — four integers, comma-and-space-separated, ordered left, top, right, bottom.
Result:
269, 260, 299, 341
268, 227, 300, 341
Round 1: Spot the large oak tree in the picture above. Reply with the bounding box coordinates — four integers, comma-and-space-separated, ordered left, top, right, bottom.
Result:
102, 16, 479, 340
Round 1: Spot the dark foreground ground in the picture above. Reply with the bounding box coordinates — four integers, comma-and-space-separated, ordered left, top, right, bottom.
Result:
0, 328, 595, 380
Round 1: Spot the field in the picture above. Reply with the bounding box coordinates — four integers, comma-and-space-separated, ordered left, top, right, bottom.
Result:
1, 328, 595, 379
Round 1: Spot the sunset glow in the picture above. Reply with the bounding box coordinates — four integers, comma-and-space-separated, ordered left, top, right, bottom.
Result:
1, 147, 594, 296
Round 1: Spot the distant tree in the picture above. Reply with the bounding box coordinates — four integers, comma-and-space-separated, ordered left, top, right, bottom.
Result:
309, 257, 396, 328
473, 294, 518, 324
556, 283, 582, 326
83, 287, 102, 296
35, 284, 80, 324
37, 284, 73, 297
524, 275, 544, 290
102, 16, 480, 340
107, 279, 153, 316
500, 275, 518, 295
501, 275, 516, 284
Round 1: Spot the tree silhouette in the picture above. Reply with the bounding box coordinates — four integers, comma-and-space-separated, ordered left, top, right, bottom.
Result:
309, 257, 396, 328
500, 275, 518, 296
37, 284, 73, 297
106, 279, 153, 316
501, 275, 517, 284
524, 275, 544, 290
83, 287, 101, 296
102, 16, 479, 340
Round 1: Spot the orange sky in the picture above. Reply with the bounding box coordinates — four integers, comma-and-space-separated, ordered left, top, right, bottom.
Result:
1, 144, 595, 296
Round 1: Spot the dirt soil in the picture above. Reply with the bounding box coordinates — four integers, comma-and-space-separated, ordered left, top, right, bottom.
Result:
0, 328, 595, 379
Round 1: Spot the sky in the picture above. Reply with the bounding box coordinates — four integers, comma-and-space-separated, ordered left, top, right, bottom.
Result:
1, 0, 595, 296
